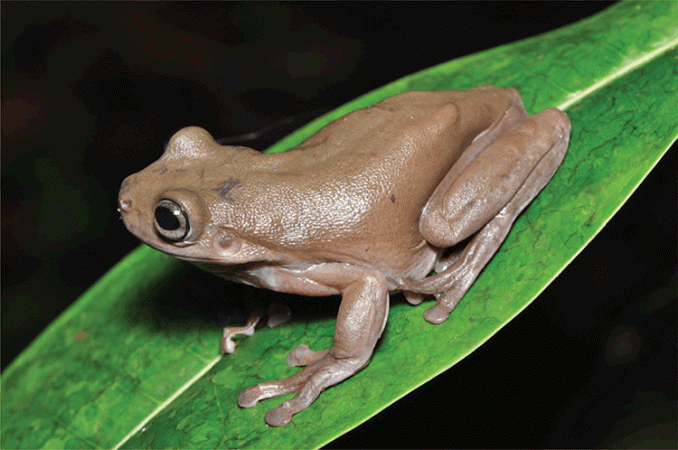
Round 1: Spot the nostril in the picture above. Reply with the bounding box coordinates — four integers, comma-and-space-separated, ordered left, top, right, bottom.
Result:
118, 198, 132, 212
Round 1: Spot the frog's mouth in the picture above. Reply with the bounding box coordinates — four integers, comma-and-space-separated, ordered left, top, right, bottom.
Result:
119, 217, 260, 267
124, 229, 218, 264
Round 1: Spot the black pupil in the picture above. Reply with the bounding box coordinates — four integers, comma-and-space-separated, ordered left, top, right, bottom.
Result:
155, 206, 180, 231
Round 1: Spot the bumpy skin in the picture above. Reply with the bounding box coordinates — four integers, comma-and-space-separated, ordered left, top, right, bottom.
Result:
118, 86, 571, 426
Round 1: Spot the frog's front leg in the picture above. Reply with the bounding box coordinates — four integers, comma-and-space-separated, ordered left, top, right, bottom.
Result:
238, 265, 389, 426
411, 108, 571, 323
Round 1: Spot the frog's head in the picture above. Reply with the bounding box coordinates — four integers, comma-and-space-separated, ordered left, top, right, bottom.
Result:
118, 126, 284, 265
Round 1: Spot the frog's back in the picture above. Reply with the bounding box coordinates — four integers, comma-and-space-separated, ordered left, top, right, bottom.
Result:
230, 89, 515, 273
290, 89, 515, 188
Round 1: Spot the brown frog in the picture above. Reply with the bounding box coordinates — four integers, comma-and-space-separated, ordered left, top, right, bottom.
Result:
118, 86, 571, 426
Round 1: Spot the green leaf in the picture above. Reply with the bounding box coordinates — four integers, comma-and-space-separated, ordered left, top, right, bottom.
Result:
2, 2, 676, 448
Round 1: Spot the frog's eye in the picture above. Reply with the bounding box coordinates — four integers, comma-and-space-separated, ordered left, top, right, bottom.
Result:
154, 199, 190, 241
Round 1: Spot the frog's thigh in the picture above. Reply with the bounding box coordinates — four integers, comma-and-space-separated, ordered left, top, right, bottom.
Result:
421, 108, 571, 248
423, 108, 570, 323
238, 270, 389, 426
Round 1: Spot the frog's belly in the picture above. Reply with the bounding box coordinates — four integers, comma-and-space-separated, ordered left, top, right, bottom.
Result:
301, 238, 441, 286
193, 261, 343, 296
193, 244, 438, 296
367, 242, 440, 283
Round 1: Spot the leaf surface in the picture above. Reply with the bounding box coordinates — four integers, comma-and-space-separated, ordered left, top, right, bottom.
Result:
2, 2, 676, 448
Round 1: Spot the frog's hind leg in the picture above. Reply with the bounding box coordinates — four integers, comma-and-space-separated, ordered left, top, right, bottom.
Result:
413, 108, 571, 324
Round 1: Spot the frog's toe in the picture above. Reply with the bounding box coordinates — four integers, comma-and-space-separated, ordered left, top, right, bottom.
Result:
424, 304, 451, 324
240, 352, 368, 425
220, 307, 264, 354
238, 381, 296, 408
238, 378, 314, 426
263, 373, 326, 426
264, 396, 311, 427
424, 286, 465, 324
403, 290, 425, 305
265, 402, 294, 427
286, 344, 328, 367
237, 385, 263, 408
238, 369, 309, 408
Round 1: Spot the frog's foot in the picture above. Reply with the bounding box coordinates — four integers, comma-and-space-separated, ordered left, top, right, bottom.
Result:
238, 351, 369, 426
239, 269, 390, 426
220, 307, 264, 354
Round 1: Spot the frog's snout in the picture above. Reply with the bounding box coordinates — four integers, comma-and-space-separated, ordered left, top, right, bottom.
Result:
117, 198, 135, 231
118, 175, 137, 218
117, 194, 146, 241
118, 198, 132, 214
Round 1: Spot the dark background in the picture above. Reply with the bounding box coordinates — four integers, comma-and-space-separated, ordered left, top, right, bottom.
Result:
2, 2, 675, 448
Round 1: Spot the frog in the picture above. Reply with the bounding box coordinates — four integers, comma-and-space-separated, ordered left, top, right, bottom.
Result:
118, 85, 571, 426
